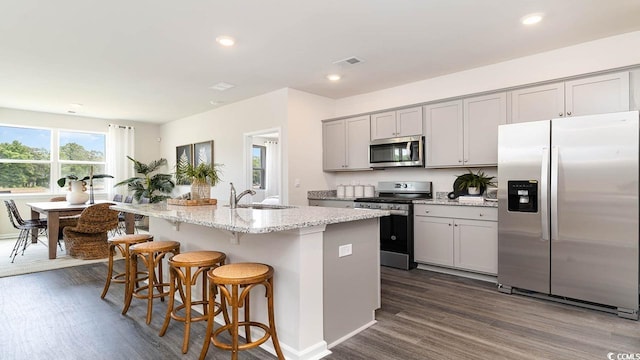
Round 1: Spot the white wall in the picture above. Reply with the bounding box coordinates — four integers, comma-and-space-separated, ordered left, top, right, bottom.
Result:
328, 31, 640, 195
160, 88, 337, 206
286, 89, 336, 205
160, 89, 290, 203
335, 31, 640, 117
0, 107, 161, 237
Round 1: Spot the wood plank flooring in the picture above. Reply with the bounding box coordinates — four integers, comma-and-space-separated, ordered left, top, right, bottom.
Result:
1, 262, 638, 359
328, 267, 640, 360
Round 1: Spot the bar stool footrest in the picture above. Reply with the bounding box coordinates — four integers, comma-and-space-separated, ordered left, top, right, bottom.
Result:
212, 322, 271, 351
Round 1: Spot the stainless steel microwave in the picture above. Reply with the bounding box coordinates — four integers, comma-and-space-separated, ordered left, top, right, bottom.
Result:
369, 136, 424, 168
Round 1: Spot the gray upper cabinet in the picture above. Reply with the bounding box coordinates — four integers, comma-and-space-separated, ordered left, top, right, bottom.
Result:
510, 71, 630, 123
424, 100, 464, 167
425, 93, 506, 168
370, 106, 423, 140
323, 115, 371, 171
565, 72, 629, 117
509, 83, 564, 124
464, 92, 507, 166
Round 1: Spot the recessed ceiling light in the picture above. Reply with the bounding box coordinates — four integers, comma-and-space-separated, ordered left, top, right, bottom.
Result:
327, 74, 341, 81
216, 36, 235, 47
69, 103, 83, 108
521, 13, 543, 25
209, 100, 225, 106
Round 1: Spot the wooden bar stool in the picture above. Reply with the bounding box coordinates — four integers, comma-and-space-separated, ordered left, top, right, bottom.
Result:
101, 233, 153, 303
123, 240, 180, 324
159, 250, 227, 354
200, 263, 285, 360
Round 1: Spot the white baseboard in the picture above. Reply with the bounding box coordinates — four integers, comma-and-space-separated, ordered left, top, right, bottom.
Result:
416, 263, 497, 283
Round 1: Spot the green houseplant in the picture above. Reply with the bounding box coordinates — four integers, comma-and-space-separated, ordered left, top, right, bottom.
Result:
115, 156, 175, 203
57, 168, 113, 204
455, 169, 496, 195
176, 162, 222, 200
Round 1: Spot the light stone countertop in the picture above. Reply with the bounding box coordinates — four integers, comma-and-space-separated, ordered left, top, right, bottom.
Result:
110, 203, 389, 234
413, 198, 498, 208
307, 191, 498, 208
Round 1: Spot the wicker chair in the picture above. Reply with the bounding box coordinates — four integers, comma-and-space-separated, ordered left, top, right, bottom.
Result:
63, 203, 119, 259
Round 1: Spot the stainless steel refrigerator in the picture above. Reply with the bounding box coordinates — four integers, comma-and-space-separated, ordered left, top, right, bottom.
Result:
497, 111, 639, 319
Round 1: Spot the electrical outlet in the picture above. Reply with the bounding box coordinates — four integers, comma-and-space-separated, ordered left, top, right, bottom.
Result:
338, 244, 352, 257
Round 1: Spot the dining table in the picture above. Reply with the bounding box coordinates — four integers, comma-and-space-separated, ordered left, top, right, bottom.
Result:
25, 200, 133, 259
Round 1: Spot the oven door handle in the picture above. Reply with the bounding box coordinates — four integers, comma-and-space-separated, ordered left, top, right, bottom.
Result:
388, 210, 409, 216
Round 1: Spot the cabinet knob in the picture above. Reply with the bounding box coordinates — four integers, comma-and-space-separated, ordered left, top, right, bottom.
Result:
458, 160, 462, 163
567, 111, 572, 116
559, 113, 563, 117
479, 213, 484, 216
449, 223, 452, 226
424, 210, 430, 213
454, 224, 458, 227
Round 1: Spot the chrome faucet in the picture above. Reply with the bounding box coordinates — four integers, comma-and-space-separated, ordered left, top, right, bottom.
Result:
229, 182, 256, 209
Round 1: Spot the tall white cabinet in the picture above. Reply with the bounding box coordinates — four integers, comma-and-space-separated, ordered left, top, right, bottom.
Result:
323, 115, 371, 171
425, 92, 506, 167
510, 71, 630, 123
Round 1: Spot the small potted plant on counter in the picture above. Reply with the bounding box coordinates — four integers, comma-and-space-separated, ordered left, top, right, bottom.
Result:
455, 169, 496, 196
175, 161, 223, 200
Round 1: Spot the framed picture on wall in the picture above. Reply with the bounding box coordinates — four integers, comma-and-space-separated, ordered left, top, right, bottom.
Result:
193, 140, 214, 166
176, 144, 193, 184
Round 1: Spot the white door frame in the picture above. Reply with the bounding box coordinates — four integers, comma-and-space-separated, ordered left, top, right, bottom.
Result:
243, 127, 285, 204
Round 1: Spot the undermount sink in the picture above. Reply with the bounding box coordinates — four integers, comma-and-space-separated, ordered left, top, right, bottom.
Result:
230, 204, 294, 210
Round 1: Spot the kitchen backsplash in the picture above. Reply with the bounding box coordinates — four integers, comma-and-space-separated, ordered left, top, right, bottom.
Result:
328, 167, 497, 195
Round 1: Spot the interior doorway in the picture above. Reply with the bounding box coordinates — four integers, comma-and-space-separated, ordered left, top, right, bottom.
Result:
244, 128, 282, 204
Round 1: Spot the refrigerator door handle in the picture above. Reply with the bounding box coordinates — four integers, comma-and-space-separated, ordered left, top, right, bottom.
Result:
540, 147, 550, 241
550, 146, 559, 241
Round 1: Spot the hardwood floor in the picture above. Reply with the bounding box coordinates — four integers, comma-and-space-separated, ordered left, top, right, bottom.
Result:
328, 267, 640, 360
1, 263, 638, 359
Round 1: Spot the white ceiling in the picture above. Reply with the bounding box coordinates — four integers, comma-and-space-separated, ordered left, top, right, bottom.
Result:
1, 0, 640, 123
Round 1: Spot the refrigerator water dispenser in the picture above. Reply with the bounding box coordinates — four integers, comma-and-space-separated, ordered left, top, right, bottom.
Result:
507, 180, 538, 212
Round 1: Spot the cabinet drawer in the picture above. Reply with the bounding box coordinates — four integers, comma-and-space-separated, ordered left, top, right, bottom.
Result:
414, 204, 497, 221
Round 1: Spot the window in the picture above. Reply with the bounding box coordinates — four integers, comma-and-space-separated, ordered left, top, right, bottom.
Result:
0, 125, 107, 194
59, 130, 108, 191
252, 145, 266, 189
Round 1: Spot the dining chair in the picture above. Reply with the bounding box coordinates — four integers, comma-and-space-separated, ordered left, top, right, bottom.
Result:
4, 200, 48, 263
112, 194, 126, 236
50, 196, 79, 241
62, 203, 119, 259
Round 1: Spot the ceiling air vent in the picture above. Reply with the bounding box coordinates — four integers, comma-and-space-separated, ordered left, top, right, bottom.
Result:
333, 56, 365, 66
209, 82, 235, 91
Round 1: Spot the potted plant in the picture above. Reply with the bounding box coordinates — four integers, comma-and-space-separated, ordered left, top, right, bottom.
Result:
57, 168, 113, 204
455, 169, 496, 195
176, 162, 222, 200
114, 156, 175, 203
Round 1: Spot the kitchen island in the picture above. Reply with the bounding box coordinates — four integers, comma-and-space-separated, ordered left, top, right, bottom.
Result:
110, 202, 388, 360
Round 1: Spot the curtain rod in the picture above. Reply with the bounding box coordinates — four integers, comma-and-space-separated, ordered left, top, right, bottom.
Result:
109, 124, 134, 129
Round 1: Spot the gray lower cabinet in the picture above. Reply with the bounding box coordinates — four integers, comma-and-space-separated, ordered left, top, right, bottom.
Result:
308, 199, 355, 208
414, 204, 498, 275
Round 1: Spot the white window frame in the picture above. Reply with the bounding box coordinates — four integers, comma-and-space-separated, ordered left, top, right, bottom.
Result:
0, 124, 108, 196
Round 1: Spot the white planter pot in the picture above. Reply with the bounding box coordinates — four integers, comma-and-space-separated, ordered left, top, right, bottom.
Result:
467, 187, 480, 195
66, 181, 89, 204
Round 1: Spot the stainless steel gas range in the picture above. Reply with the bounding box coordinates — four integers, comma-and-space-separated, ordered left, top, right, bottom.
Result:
354, 181, 432, 270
